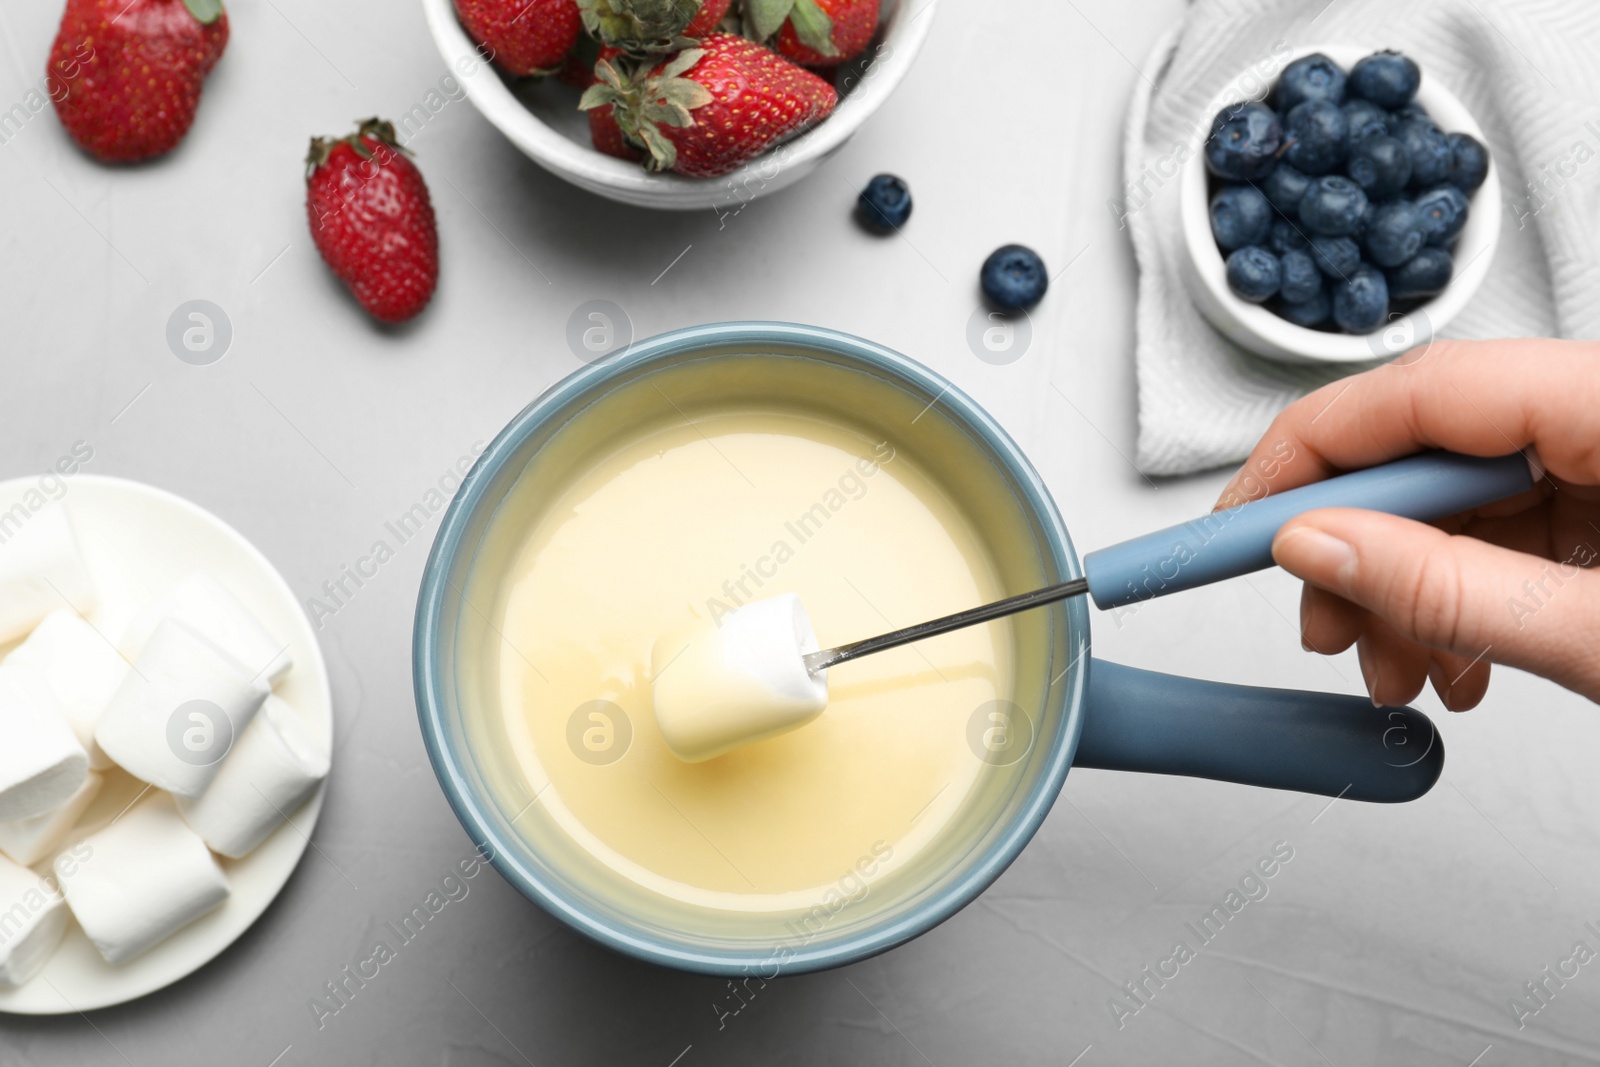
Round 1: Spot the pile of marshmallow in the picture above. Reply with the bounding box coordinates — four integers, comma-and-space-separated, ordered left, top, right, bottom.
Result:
0, 508, 328, 988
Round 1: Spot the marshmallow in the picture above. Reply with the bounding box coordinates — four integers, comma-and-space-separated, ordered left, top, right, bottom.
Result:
62, 792, 228, 965
0, 771, 102, 866
6, 610, 129, 769
177, 695, 328, 858
120, 573, 291, 686
650, 594, 830, 762
0, 664, 89, 821
0, 854, 68, 987
94, 619, 269, 798
0, 504, 95, 644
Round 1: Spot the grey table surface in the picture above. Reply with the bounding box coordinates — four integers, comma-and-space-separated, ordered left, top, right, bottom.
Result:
3, 0, 1600, 1063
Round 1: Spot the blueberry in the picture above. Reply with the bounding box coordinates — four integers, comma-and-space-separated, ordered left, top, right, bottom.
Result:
1349, 51, 1421, 109
1345, 134, 1412, 200
855, 174, 912, 233
1205, 102, 1283, 181
1209, 185, 1274, 251
1225, 246, 1281, 303
1364, 201, 1428, 267
1387, 246, 1454, 300
980, 244, 1048, 310
1278, 248, 1322, 304
1298, 175, 1369, 236
1448, 132, 1490, 192
1261, 163, 1312, 214
1342, 99, 1389, 152
1283, 100, 1349, 175
1277, 288, 1332, 328
1394, 118, 1452, 188
1332, 265, 1390, 332
1355, 197, 1375, 235
1391, 102, 1431, 125
1276, 53, 1347, 111
1412, 184, 1470, 245
1307, 234, 1360, 277
1270, 218, 1310, 254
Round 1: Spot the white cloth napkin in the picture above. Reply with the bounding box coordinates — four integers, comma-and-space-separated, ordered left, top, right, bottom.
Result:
1123, 0, 1600, 477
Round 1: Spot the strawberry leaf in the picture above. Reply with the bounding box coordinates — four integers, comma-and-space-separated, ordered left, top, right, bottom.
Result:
594, 57, 626, 90
787, 0, 838, 55
641, 97, 684, 127
659, 79, 713, 110
578, 83, 622, 111
181, 0, 225, 23
659, 48, 706, 80
746, 0, 797, 41
579, 0, 703, 52
637, 123, 677, 172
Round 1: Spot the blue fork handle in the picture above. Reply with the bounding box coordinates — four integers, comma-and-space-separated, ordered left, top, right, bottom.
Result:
1083, 451, 1535, 610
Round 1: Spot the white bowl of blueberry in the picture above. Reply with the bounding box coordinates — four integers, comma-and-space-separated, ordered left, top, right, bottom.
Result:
1180, 45, 1500, 365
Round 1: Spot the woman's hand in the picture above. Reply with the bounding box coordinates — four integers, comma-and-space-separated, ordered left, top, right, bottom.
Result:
1218, 339, 1600, 710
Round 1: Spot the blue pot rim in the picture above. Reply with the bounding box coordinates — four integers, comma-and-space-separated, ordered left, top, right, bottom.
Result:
413, 321, 1090, 975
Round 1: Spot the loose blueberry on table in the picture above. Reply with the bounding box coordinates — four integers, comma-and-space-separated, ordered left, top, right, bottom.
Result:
856, 174, 913, 233
1203, 49, 1490, 335
980, 245, 1049, 311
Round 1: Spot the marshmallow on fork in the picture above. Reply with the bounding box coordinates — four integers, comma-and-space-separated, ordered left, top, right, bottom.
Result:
95, 619, 269, 798
650, 594, 830, 763
0, 854, 68, 987
0, 505, 95, 644
120, 573, 291, 687
62, 792, 229, 965
0, 664, 89, 821
177, 694, 329, 858
0, 771, 102, 867
6, 610, 129, 770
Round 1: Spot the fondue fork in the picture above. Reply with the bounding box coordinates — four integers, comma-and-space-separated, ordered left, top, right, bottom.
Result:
803, 451, 1533, 672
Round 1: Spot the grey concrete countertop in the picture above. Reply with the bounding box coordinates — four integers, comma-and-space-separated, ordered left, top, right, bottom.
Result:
1, 0, 1598, 1063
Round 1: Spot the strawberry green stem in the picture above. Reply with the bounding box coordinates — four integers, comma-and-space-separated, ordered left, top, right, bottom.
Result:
305, 118, 412, 180
181, 0, 225, 25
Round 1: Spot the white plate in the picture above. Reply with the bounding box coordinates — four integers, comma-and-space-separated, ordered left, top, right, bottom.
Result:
0, 475, 330, 1014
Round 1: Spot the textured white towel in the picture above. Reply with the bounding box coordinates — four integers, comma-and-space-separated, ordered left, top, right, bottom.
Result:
1123, 0, 1600, 476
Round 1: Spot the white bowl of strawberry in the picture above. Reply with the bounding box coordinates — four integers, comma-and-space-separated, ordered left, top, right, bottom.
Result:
422, 0, 933, 210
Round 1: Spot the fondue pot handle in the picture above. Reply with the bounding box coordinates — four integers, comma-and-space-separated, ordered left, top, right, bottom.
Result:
1081, 451, 1534, 610
1074, 660, 1443, 803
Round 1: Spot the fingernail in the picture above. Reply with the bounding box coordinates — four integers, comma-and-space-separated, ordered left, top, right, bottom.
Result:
1214, 467, 1245, 512
1428, 661, 1455, 711
1299, 594, 1313, 652
1358, 641, 1380, 706
1275, 526, 1358, 595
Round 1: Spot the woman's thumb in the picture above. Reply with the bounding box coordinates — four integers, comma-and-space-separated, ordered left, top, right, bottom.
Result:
1272, 508, 1600, 700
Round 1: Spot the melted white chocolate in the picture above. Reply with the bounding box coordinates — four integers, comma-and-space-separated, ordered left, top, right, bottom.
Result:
495, 409, 1011, 910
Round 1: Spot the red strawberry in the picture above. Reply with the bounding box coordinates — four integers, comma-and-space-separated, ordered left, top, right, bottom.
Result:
305, 120, 439, 325
589, 105, 643, 161
586, 45, 642, 159
455, 0, 581, 76
48, 0, 228, 163
555, 33, 601, 88
773, 0, 877, 67
578, 0, 730, 52
579, 33, 836, 177
683, 0, 732, 37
